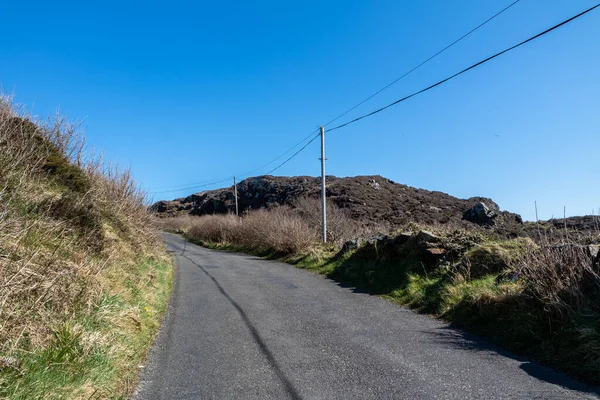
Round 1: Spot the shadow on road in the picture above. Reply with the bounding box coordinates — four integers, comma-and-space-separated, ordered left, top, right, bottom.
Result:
325, 278, 372, 294
181, 253, 303, 400
421, 326, 600, 397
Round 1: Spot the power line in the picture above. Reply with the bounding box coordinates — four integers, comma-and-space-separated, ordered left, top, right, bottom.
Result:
263, 132, 321, 176
237, 129, 320, 179
328, 3, 600, 133
321, 0, 521, 128
148, 129, 319, 193
149, 177, 233, 195
151, 2, 597, 197
149, 175, 233, 191
149, 1, 522, 195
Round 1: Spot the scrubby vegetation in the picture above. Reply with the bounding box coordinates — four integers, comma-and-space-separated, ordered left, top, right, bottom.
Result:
162, 203, 600, 385
0, 96, 173, 399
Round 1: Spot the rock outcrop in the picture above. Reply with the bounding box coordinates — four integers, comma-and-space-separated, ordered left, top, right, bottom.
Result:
464, 202, 498, 226
152, 175, 525, 235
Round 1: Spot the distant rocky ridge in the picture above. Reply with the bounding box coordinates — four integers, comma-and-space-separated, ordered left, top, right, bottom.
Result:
152, 175, 528, 236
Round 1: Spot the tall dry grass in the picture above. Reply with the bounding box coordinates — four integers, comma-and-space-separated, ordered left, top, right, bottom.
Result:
155, 214, 196, 233
519, 244, 600, 319
187, 214, 241, 244
292, 196, 359, 246
0, 95, 167, 397
185, 207, 317, 254
239, 208, 316, 253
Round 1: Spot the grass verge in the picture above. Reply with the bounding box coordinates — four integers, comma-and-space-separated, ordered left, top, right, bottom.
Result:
0, 95, 174, 398
0, 257, 173, 399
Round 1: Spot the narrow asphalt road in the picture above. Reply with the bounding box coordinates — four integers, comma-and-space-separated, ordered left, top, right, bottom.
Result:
135, 233, 599, 399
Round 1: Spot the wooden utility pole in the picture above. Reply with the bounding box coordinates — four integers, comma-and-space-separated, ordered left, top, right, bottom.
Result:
320, 126, 327, 243
234, 176, 239, 216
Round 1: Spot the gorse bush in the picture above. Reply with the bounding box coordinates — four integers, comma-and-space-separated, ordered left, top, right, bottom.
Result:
0, 95, 171, 398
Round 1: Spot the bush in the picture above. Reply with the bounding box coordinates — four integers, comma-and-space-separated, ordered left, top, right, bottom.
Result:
292, 196, 358, 246
240, 208, 316, 254
187, 214, 241, 244
519, 244, 600, 318
155, 215, 196, 233
186, 207, 317, 254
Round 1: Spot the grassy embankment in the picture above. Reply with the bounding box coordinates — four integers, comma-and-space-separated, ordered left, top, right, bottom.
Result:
0, 97, 173, 399
161, 205, 600, 386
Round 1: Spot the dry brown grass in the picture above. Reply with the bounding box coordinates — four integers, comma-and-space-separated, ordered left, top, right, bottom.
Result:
519, 244, 600, 318
0, 94, 170, 398
187, 214, 241, 244
186, 207, 317, 254
292, 196, 359, 246
163, 196, 383, 250
154, 214, 196, 233
239, 208, 317, 254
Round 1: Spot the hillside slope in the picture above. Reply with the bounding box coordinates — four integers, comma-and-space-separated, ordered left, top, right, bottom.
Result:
153, 175, 525, 235
0, 99, 172, 398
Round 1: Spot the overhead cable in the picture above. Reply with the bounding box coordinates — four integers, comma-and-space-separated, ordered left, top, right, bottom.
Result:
322, 0, 521, 128
328, 3, 600, 132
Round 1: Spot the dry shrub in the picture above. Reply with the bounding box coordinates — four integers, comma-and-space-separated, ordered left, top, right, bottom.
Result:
292, 196, 358, 246
186, 207, 316, 254
154, 215, 196, 233
183, 196, 382, 252
240, 208, 316, 254
514, 243, 600, 379
519, 244, 600, 318
187, 214, 241, 244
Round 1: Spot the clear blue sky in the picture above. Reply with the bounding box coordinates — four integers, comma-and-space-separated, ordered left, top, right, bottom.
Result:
1, 0, 598, 221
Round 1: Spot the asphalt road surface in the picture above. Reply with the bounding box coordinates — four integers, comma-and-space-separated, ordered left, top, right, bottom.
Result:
135, 233, 599, 399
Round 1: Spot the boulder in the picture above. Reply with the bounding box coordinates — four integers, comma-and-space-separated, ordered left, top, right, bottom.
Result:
393, 232, 413, 246
464, 202, 498, 226
416, 230, 439, 245
367, 234, 388, 244
587, 244, 600, 260
367, 179, 381, 190
425, 247, 446, 257
342, 239, 362, 252
585, 245, 600, 268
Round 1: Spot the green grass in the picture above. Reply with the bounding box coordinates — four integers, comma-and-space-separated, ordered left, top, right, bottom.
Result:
0, 258, 174, 400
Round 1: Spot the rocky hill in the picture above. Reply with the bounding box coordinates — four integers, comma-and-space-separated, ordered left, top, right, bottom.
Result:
152, 175, 526, 235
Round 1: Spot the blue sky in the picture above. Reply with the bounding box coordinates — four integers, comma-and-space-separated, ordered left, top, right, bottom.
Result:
1, 0, 598, 221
